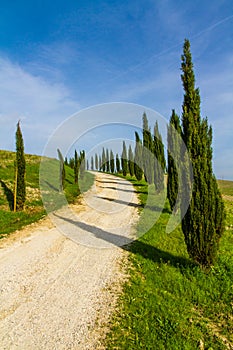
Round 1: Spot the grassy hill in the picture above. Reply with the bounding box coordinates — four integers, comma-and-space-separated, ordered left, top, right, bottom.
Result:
105, 177, 233, 349
0, 150, 94, 238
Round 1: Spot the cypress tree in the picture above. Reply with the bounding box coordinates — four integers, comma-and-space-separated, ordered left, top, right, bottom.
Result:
101, 148, 106, 172
74, 150, 79, 184
134, 131, 143, 181
106, 149, 110, 172
110, 150, 115, 173
91, 156, 94, 171
180, 39, 225, 268
167, 110, 182, 212
99, 155, 102, 171
15, 121, 26, 211
57, 148, 65, 191
121, 141, 128, 176
116, 153, 121, 173
142, 113, 153, 184
128, 145, 134, 177
95, 153, 99, 171
79, 150, 85, 179
153, 121, 165, 193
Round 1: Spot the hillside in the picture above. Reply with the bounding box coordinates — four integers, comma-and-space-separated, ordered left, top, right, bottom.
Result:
0, 150, 94, 238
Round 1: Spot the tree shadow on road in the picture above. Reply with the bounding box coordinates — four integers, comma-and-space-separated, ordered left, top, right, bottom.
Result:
53, 212, 192, 270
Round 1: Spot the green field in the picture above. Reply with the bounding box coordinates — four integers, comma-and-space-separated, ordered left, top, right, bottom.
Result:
0, 150, 94, 238
106, 177, 233, 349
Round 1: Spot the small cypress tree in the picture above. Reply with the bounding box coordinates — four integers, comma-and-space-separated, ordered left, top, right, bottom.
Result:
153, 121, 165, 193
128, 145, 134, 177
110, 150, 115, 173
99, 155, 102, 171
91, 156, 94, 171
79, 150, 85, 179
57, 148, 65, 192
116, 153, 121, 173
167, 110, 182, 212
95, 153, 99, 171
180, 39, 225, 268
134, 131, 143, 181
106, 149, 110, 172
121, 141, 128, 176
101, 148, 106, 172
15, 121, 26, 211
74, 150, 79, 184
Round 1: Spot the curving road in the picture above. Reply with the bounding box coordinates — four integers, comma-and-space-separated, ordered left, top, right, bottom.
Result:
0, 172, 139, 349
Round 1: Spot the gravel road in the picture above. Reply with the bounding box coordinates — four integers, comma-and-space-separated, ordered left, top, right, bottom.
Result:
0, 172, 139, 349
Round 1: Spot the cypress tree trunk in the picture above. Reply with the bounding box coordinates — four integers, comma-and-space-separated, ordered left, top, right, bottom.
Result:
167, 110, 182, 212
180, 39, 225, 268
15, 121, 26, 211
134, 132, 143, 181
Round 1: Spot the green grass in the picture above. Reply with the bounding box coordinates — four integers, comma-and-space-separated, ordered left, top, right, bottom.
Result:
218, 179, 233, 196
105, 176, 233, 349
0, 150, 94, 238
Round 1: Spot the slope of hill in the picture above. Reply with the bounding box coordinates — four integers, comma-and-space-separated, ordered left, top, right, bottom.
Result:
0, 150, 94, 238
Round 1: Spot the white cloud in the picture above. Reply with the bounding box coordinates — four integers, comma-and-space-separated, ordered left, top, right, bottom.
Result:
0, 57, 80, 154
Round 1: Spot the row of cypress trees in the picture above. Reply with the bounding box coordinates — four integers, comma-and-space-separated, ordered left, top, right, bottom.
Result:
94, 39, 225, 268
12, 39, 225, 268
166, 39, 225, 268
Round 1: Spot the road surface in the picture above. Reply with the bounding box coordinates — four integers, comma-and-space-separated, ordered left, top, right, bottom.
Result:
0, 172, 139, 349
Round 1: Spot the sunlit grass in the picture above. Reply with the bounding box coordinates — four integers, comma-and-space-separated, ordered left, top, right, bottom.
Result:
106, 176, 233, 349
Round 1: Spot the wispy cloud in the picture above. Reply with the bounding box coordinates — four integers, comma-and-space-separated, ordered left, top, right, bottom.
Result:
0, 56, 80, 154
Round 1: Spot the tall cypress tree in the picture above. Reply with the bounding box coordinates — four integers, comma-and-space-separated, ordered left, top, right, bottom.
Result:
128, 145, 134, 177
153, 121, 165, 193
142, 113, 153, 184
15, 121, 26, 211
95, 153, 99, 171
101, 148, 106, 172
180, 39, 225, 268
110, 150, 115, 173
121, 141, 128, 176
116, 153, 121, 173
167, 110, 182, 212
134, 132, 143, 181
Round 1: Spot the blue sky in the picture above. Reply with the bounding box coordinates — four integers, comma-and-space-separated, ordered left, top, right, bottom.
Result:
0, 0, 232, 179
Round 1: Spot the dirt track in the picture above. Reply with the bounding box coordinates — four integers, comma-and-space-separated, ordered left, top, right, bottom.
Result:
0, 172, 139, 349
